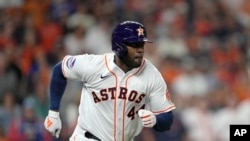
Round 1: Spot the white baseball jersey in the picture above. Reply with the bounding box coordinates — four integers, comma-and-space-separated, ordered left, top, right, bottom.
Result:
62, 53, 175, 141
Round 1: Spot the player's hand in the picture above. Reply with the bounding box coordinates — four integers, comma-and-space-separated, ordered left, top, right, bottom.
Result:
44, 110, 62, 138
138, 109, 156, 128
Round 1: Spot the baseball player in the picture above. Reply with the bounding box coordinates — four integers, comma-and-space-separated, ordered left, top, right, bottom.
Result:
44, 21, 175, 141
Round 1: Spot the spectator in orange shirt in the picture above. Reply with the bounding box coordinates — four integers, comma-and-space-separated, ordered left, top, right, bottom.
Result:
21, 0, 50, 29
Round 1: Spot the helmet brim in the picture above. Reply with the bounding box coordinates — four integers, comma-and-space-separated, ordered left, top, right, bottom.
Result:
124, 36, 153, 43
143, 38, 153, 43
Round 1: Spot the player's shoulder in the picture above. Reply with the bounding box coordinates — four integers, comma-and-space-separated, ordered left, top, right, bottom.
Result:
77, 53, 105, 60
70, 53, 109, 64
142, 59, 165, 78
143, 59, 160, 73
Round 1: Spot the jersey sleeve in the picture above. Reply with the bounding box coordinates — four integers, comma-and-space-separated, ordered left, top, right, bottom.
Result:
149, 71, 175, 114
61, 55, 90, 81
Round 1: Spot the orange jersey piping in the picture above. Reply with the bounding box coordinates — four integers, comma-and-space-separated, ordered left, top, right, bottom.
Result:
104, 55, 118, 141
153, 105, 176, 114
61, 55, 68, 78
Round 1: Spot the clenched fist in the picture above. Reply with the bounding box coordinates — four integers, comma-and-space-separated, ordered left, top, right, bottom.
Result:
44, 110, 62, 138
138, 109, 156, 128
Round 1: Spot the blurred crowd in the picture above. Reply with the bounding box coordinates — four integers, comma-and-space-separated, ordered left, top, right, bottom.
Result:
0, 0, 250, 141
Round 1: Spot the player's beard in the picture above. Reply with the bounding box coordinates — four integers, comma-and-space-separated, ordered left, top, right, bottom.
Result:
119, 54, 142, 69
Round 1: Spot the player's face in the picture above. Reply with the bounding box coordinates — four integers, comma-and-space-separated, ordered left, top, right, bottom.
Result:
121, 42, 145, 68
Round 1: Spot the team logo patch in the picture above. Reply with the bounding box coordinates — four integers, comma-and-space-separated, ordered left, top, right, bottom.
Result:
66, 56, 76, 69
166, 90, 172, 102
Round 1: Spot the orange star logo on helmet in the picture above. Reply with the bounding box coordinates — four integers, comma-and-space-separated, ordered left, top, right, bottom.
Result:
137, 27, 144, 36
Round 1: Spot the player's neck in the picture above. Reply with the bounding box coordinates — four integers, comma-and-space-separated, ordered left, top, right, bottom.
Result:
114, 55, 132, 73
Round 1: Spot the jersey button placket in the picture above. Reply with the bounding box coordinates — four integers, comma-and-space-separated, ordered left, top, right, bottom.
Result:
116, 101, 123, 140
117, 74, 127, 141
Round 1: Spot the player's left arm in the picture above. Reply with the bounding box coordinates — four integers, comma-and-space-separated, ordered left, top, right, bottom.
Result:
140, 68, 175, 132
138, 109, 174, 132
153, 111, 174, 131
151, 88, 175, 132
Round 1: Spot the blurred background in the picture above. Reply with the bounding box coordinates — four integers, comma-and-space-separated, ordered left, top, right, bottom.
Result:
0, 0, 250, 141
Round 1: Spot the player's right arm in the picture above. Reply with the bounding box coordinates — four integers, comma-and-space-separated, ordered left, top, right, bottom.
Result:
44, 54, 92, 138
44, 54, 98, 138
44, 62, 67, 138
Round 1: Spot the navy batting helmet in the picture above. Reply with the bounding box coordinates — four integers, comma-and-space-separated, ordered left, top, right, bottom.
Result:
111, 21, 152, 57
